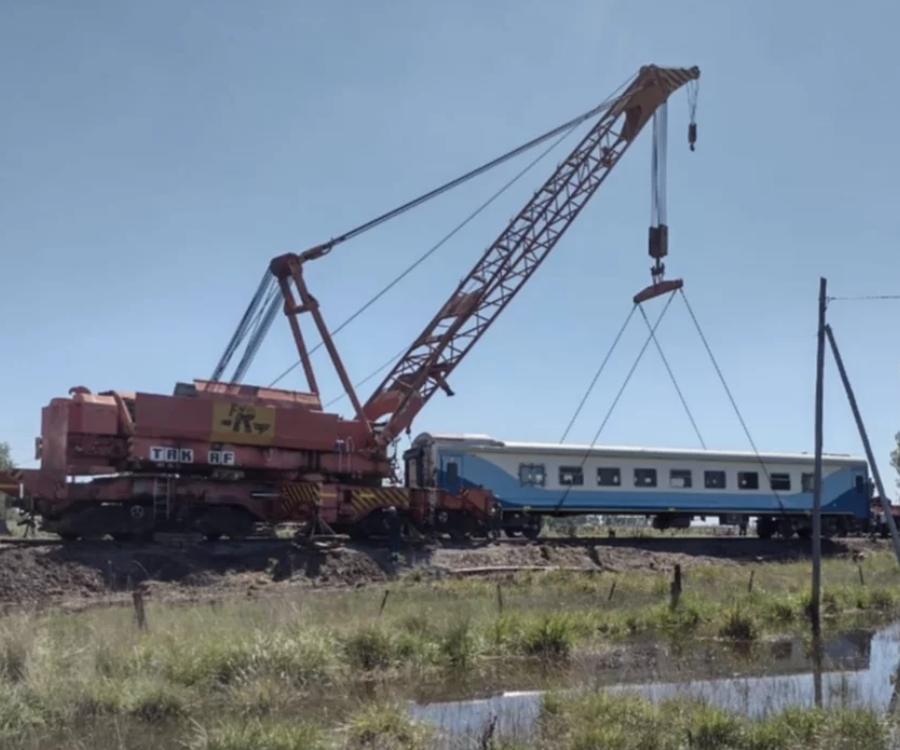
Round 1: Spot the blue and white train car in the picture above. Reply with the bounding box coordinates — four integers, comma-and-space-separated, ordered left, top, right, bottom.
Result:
403, 432, 873, 539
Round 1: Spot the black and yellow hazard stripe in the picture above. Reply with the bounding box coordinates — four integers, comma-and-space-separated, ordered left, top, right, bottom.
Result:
278, 482, 321, 519
349, 487, 410, 516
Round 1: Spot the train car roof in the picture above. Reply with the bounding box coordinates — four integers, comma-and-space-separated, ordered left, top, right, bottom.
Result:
409, 432, 867, 466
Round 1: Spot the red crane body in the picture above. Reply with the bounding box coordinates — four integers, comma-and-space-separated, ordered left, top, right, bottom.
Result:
3, 65, 700, 542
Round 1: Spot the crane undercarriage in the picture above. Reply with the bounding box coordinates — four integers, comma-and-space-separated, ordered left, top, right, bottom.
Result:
25, 472, 495, 543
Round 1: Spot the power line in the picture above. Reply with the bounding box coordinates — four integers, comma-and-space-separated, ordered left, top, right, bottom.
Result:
827, 294, 900, 302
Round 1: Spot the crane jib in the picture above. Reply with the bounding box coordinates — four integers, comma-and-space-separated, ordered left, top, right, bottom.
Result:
362, 65, 700, 447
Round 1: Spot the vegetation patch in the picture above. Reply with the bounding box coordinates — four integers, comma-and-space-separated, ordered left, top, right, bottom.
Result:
538, 691, 891, 750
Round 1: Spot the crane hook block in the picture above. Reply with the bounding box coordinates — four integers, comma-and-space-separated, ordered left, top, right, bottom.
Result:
648, 224, 669, 260
688, 122, 697, 152
633, 278, 684, 305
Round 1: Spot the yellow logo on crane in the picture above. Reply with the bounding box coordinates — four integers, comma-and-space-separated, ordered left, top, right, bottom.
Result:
211, 403, 276, 446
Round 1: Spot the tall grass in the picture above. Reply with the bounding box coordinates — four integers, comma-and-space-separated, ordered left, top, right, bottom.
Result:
538, 690, 892, 750
7, 693, 892, 750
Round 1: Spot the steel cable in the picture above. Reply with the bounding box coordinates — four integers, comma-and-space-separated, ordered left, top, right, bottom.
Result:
677, 289, 787, 517
552, 292, 677, 513
268, 114, 590, 390
637, 303, 706, 449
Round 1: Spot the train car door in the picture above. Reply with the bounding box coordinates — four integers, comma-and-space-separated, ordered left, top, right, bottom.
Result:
440, 452, 464, 494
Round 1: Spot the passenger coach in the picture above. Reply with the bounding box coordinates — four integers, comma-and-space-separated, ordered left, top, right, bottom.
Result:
403, 433, 873, 539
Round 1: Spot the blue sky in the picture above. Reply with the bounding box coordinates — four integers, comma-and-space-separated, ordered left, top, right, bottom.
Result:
2, 0, 899, 494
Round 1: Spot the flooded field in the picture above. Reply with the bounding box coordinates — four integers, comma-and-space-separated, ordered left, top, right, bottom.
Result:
8, 623, 897, 749
410, 624, 900, 739
411, 623, 900, 745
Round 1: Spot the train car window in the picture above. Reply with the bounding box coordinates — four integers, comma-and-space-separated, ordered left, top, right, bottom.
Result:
770, 473, 791, 491
738, 471, 759, 490
855, 475, 866, 493
446, 462, 459, 482
558, 466, 584, 486
518, 463, 546, 487
634, 468, 657, 487
669, 469, 692, 489
801, 473, 815, 492
704, 470, 726, 489
597, 467, 621, 486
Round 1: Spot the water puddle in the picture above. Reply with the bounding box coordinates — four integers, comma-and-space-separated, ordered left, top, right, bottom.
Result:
410, 623, 900, 740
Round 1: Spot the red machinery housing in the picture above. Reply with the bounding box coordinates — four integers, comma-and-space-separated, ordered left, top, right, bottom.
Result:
4, 65, 700, 541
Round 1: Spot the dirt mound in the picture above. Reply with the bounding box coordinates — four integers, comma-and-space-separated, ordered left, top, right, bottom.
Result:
425, 540, 724, 576
0, 541, 391, 610
0, 547, 108, 605
315, 548, 390, 586
427, 536, 866, 576
429, 543, 597, 571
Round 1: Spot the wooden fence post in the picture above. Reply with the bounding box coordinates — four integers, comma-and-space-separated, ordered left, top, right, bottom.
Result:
496, 583, 504, 614
378, 589, 390, 617
670, 564, 682, 608
132, 591, 147, 630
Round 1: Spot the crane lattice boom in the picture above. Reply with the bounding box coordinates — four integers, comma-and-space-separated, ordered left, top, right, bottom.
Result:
362, 65, 700, 447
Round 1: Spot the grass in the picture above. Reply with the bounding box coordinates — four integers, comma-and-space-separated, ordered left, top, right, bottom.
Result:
14, 693, 891, 750
0, 549, 899, 747
186, 695, 897, 750
183, 705, 434, 750
533, 690, 893, 750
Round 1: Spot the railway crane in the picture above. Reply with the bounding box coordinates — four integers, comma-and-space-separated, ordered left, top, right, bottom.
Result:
3, 64, 701, 542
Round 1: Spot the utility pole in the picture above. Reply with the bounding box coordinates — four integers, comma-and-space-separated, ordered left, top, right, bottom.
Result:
825, 324, 900, 566
811, 277, 827, 638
